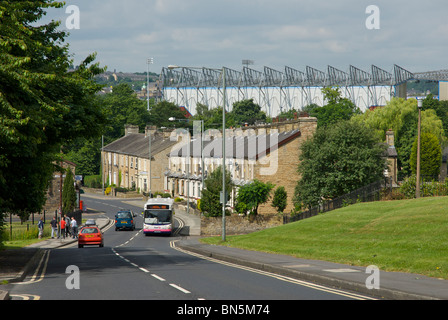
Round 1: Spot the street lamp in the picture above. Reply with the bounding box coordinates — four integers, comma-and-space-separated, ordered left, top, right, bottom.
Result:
167, 65, 227, 241
416, 99, 422, 198
147, 58, 154, 111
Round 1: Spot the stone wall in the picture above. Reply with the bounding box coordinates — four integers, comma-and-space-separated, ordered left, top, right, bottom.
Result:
201, 214, 283, 236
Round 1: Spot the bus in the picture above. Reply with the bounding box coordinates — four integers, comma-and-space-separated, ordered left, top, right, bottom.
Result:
143, 198, 174, 236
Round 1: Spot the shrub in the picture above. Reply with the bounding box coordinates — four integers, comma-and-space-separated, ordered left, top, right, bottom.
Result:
84, 175, 102, 188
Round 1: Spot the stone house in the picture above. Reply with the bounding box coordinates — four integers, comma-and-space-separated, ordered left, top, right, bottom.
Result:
166, 116, 318, 215
101, 125, 178, 195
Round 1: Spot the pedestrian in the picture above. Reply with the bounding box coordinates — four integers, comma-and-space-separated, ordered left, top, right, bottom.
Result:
50, 216, 58, 239
65, 215, 71, 237
70, 217, 78, 239
60, 217, 66, 239
38, 218, 44, 239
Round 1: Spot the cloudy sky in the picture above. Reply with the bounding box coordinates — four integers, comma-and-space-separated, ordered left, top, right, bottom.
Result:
42, 0, 448, 75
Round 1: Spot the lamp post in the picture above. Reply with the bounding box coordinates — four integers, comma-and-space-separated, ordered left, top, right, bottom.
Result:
167, 65, 227, 241
147, 58, 154, 111
416, 99, 422, 198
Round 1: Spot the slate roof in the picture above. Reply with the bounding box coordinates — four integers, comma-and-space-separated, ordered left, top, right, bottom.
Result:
168, 129, 302, 160
102, 133, 178, 159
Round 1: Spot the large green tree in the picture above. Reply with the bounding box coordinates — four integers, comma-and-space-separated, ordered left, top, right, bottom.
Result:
100, 83, 150, 140
62, 168, 77, 214
200, 166, 233, 217
311, 87, 361, 128
410, 132, 442, 178
0, 1, 106, 238
351, 97, 446, 178
236, 180, 275, 216
231, 99, 266, 126
294, 121, 387, 210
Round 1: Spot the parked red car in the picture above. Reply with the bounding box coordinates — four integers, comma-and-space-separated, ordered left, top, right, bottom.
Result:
78, 225, 104, 248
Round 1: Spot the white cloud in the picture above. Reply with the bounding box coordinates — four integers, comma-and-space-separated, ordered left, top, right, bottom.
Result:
40, 0, 448, 73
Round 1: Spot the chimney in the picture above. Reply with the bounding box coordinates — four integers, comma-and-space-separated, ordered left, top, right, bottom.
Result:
386, 130, 395, 147
145, 125, 157, 138
125, 124, 139, 136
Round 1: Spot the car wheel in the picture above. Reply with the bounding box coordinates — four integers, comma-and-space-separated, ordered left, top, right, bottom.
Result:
78, 244, 83, 248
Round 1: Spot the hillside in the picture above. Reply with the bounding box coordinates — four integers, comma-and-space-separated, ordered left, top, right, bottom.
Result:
202, 196, 448, 279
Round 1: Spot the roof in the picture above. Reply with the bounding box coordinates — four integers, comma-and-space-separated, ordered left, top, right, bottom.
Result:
168, 129, 301, 160
102, 133, 178, 159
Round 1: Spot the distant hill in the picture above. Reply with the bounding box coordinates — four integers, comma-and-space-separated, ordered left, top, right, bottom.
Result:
94, 71, 159, 89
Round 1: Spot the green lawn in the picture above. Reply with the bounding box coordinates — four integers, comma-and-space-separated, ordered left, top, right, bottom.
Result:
201, 196, 448, 279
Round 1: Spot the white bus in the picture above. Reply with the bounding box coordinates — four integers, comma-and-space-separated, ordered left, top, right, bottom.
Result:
143, 198, 174, 236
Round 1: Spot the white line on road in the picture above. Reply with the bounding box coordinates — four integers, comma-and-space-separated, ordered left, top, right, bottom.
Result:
169, 283, 191, 294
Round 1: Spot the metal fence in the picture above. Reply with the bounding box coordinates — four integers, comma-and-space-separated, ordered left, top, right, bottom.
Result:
2, 210, 83, 241
283, 178, 391, 224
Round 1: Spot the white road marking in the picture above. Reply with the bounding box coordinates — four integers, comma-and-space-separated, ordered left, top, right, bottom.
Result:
169, 283, 191, 294
170, 240, 376, 301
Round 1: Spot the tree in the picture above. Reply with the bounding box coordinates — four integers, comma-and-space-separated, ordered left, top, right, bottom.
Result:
200, 166, 233, 217
294, 121, 387, 210
62, 168, 77, 214
271, 186, 287, 214
100, 83, 150, 139
149, 100, 189, 129
351, 97, 446, 178
312, 87, 361, 128
410, 132, 442, 178
236, 180, 275, 216
231, 99, 266, 126
0, 1, 106, 246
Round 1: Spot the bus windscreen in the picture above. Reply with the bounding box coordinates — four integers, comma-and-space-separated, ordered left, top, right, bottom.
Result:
144, 210, 171, 224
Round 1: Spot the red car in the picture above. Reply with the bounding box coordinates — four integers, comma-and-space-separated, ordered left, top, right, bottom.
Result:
78, 225, 104, 248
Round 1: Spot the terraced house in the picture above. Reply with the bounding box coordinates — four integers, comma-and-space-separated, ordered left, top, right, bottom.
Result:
102, 125, 178, 195
166, 116, 318, 215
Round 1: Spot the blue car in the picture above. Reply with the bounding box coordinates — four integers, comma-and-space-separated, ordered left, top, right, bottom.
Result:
115, 210, 136, 231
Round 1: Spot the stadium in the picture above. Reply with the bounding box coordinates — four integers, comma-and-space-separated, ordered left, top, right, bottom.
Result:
160, 64, 448, 117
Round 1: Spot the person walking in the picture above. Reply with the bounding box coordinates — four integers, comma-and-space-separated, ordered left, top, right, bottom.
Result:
64, 215, 71, 238
60, 217, 66, 239
50, 216, 58, 239
38, 218, 44, 239
70, 217, 78, 239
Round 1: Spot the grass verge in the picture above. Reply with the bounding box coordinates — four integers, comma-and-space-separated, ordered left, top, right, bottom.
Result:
201, 196, 448, 279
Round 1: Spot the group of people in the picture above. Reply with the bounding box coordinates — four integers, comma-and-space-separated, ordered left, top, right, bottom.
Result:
38, 215, 78, 239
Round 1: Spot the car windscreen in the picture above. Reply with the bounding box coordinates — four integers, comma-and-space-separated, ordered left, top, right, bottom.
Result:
144, 210, 171, 224
116, 212, 132, 219
81, 228, 99, 234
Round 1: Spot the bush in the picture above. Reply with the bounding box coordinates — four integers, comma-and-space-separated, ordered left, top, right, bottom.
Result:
84, 175, 102, 188
399, 175, 448, 198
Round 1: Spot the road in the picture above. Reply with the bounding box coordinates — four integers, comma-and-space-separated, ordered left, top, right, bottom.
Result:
7, 195, 377, 304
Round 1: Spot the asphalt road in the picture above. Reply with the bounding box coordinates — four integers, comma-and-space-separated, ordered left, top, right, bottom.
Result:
7, 196, 376, 303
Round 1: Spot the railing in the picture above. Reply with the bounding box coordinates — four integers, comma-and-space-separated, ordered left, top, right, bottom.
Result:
284, 178, 391, 224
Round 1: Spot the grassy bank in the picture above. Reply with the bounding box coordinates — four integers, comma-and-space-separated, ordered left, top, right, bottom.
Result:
201, 196, 448, 279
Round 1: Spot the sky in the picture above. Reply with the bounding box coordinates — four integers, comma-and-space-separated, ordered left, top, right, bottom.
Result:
42, 0, 448, 75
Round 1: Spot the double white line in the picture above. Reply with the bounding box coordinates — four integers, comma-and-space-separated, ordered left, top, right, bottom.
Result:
16, 249, 50, 285
170, 240, 377, 301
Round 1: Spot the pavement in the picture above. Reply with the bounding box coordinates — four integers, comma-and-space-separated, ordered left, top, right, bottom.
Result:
1, 195, 448, 300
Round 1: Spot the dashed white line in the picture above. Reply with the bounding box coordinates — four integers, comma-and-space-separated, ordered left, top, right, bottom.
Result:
151, 274, 166, 281
111, 247, 191, 295
169, 284, 191, 294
